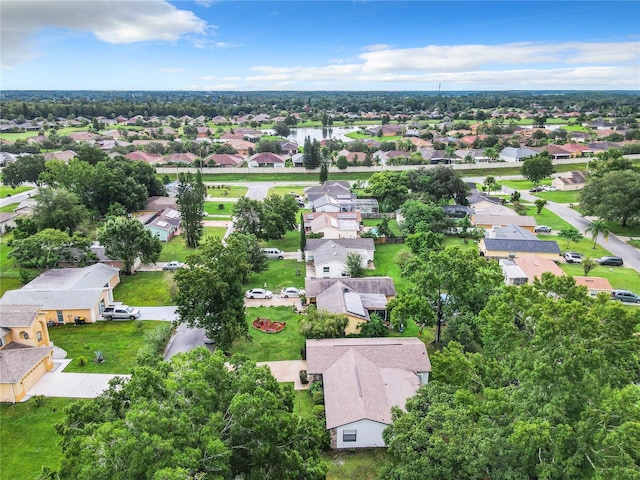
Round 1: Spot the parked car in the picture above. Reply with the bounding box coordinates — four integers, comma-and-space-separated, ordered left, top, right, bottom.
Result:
280, 287, 305, 298
245, 288, 273, 299
611, 289, 640, 303
163, 261, 185, 271
102, 305, 141, 320
529, 186, 544, 192
541, 185, 557, 191
261, 248, 284, 260
534, 225, 552, 233
564, 252, 583, 263
595, 256, 624, 266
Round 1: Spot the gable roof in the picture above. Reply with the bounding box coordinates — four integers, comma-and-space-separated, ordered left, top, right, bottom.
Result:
483, 238, 561, 254
472, 214, 537, 227
514, 254, 564, 280
0, 346, 54, 384
305, 238, 375, 253
306, 338, 430, 428
0, 305, 41, 328
555, 171, 587, 185
249, 152, 285, 164
22, 264, 119, 291
488, 225, 538, 240
305, 276, 396, 299
574, 276, 612, 291
304, 181, 351, 198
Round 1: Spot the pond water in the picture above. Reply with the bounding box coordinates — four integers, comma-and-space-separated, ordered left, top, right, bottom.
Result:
286, 126, 365, 144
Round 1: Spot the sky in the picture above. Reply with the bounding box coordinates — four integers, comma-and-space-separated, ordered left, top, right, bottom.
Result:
1, 0, 639, 91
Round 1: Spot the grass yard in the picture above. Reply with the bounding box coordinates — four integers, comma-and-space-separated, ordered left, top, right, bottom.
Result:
324, 449, 392, 480
114, 271, 174, 306
0, 131, 41, 141
267, 229, 303, 252
48, 320, 171, 373
532, 190, 582, 204
560, 263, 640, 293
204, 185, 248, 197
603, 221, 640, 237
0, 397, 76, 480
203, 201, 235, 216
362, 218, 402, 236
0, 276, 22, 296
232, 306, 305, 361
0, 202, 19, 213
0, 185, 33, 198
499, 178, 553, 190
365, 242, 410, 291
158, 235, 196, 262
246, 259, 305, 292
523, 205, 576, 231
537, 233, 612, 258
204, 226, 229, 239
267, 186, 307, 197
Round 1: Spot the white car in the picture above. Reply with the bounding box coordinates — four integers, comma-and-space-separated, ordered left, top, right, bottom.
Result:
163, 261, 185, 271
245, 288, 273, 299
280, 287, 305, 298
564, 252, 583, 263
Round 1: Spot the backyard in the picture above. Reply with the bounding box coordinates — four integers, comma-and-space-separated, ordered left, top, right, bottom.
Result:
114, 271, 174, 306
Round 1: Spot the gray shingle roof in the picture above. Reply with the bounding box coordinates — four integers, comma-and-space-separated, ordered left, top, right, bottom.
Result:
0, 346, 53, 383
305, 277, 396, 299
305, 238, 374, 253
483, 238, 561, 254
0, 305, 41, 328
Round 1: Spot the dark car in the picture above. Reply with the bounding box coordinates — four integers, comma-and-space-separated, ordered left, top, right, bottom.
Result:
595, 256, 623, 266
611, 290, 640, 303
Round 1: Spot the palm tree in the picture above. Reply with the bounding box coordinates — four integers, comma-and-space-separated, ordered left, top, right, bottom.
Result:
585, 219, 610, 249
484, 176, 496, 196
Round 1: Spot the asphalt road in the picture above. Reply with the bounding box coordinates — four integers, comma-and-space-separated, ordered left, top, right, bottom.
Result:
163, 323, 210, 359
0, 186, 36, 207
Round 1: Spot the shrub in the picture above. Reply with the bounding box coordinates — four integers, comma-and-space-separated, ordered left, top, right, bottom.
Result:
94, 351, 105, 364
218, 203, 225, 210
77, 356, 88, 367
33, 395, 44, 407
312, 390, 324, 405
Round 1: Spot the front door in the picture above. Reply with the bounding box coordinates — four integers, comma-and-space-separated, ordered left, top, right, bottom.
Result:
56, 311, 64, 323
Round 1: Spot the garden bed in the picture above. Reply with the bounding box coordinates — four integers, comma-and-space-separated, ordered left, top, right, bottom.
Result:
252, 317, 286, 333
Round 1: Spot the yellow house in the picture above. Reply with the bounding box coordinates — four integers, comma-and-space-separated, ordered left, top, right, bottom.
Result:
0, 305, 54, 403
305, 277, 396, 335
0, 264, 121, 324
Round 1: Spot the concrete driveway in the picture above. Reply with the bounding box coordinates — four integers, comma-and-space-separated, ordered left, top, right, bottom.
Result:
138, 306, 178, 322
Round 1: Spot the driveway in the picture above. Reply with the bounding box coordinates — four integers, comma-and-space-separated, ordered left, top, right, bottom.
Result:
138, 306, 178, 321
163, 323, 209, 359
257, 360, 308, 390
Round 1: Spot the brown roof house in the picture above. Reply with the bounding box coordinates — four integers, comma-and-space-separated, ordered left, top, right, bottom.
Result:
305, 277, 395, 334
306, 338, 430, 448
552, 171, 587, 191
574, 276, 613, 297
0, 305, 54, 403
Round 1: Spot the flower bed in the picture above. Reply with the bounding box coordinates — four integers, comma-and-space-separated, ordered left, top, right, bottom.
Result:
252, 317, 286, 333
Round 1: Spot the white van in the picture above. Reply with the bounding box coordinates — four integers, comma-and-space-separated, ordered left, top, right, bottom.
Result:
261, 248, 284, 260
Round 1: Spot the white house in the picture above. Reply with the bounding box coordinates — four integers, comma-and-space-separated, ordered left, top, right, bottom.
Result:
306, 338, 431, 449
305, 238, 374, 278
499, 146, 538, 162
309, 213, 360, 239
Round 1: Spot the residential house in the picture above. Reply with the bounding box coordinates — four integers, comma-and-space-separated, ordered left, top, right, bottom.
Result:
125, 151, 164, 164
43, 150, 76, 162
134, 208, 181, 242
306, 338, 430, 448
291, 153, 304, 167
545, 145, 572, 160
552, 171, 587, 191
0, 264, 121, 325
307, 212, 361, 239
163, 152, 198, 165
279, 140, 298, 155
303, 212, 362, 234
247, 152, 286, 168
486, 225, 538, 240
305, 238, 375, 263
574, 276, 613, 297
304, 277, 396, 334
498, 254, 564, 285
499, 146, 538, 162
0, 305, 54, 403
480, 238, 561, 259
471, 214, 537, 232
306, 241, 369, 279
204, 153, 244, 168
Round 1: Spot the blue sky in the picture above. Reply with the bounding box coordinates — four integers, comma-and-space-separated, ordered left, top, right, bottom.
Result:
2, 0, 639, 91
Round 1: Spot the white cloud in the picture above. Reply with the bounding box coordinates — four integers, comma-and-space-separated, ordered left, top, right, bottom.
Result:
245, 41, 640, 89
1, 0, 208, 68
160, 68, 184, 74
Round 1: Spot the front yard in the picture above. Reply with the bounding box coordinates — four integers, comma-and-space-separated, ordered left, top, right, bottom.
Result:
48, 320, 171, 373
114, 271, 174, 306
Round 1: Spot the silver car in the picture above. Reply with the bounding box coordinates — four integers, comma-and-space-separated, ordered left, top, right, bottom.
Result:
245, 288, 273, 299
280, 287, 305, 298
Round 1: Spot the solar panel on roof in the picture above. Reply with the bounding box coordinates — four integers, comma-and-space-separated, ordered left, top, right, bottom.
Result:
157, 221, 168, 227
344, 291, 366, 317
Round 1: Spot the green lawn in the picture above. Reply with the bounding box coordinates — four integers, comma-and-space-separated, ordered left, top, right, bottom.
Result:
536, 234, 612, 258
267, 186, 307, 197
0, 202, 19, 213
604, 221, 640, 237
365, 242, 410, 291
532, 190, 582, 204
560, 263, 640, 293
203, 226, 229, 238
292, 384, 316, 418
0, 185, 33, 198
246, 259, 305, 292
0, 397, 76, 480
204, 185, 248, 197
114, 271, 174, 306
324, 449, 392, 480
203, 201, 235, 216
523, 205, 576, 231
48, 320, 171, 373
232, 306, 305, 361
158, 235, 196, 262
0, 131, 41, 141
500, 178, 553, 190
362, 218, 402, 236
268, 229, 303, 252
0, 276, 22, 296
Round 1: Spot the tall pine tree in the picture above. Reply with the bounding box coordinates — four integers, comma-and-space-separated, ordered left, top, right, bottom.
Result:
177, 171, 206, 248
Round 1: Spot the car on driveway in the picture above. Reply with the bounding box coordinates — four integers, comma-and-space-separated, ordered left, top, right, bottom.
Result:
163, 261, 185, 271
595, 256, 624, 266
611, 289, 640, 303
529, 186, 544, 192
534, 225, 552, 233
280, 287, 305, 298
102, 305, 141, 320
564, 252, 583, 263
245, 288, 273, 299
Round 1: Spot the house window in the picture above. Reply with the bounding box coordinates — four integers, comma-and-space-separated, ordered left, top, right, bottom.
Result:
343, 430, 357, 442
323, 267, 330, 273
21, 331, 29, 340
36, 331, 43, 342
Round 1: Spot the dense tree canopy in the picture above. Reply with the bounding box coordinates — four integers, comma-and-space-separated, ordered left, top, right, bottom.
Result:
383, 277, 640, 480
520, 152, 554, 184
31, 188, 88, 234
8, 228, 93, 271
1, 154, 46, 187
174, 237, 249, 351
580, 169, 640, 227
233, 194, 298, 241
54, 348, 327, 480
